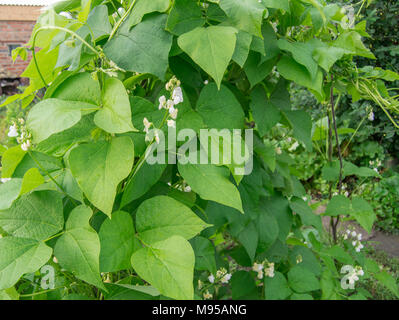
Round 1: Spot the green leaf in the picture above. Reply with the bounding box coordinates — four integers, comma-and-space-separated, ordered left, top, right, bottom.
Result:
288, 265, 320, 293
374, 271, 399, 298
104, 284, 160, 300
0, 180, 22, 211
264, 272, 292, 300
325, 195, 351, 217
54, 205, 105, 290
250, 85, 281, 136
94, 78, 136, 133
282, 110, 313, 151
99, 211, 136, 272
0, 191, 64, 241
49, 72, 101, 105
36, 114, 95, 157
231, 270, 258, 299
166, 0, 205, 35
27, 98, 98, 143
0, 287, 19, 300
333, 31, 375, 59
350, 197, 376, 233
0, 237, 52, 290
178, 162, 243, 213
131, 235, 195, 300
136, 196, 209, 244
104, 14, 173, 79
124, 0, 170, 27
262, 0, 290, 12
189, 236, 216, 274
0, 146, 26, 178
219, 0, 266, 37
244, 52, 276, 88
277, 39, 319, 79
19, 168, 45, 196
87, 5, 112, 40
121, 161, 166, 208
69, 137, 134, 216
277, 55, 323, 97
197, 83, 244, 130
313, 45, 345, 72
232, 31, 252, 67
290, 198, 322, 231
178, 26, 237, 88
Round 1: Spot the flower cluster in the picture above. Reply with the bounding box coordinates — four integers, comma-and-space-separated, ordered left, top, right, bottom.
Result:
347, 266, 364, 286
8, 118, 32, 151
159, 75, 183, 127
369, 159, 382, 174
208, 268, 232, 285
142, 76, 183, 143
252, 260, 275, 279
343, 229, 364, 252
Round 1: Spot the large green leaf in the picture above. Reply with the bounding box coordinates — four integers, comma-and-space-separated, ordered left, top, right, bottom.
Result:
177, 26, 237, 88
250, 85, 281, 136
166, 0, 205, 35
219, 0, 266, 37
350, 197, 376, 233
69, 137, 134, 216
104, 14, 173, 79
196, 83, 245, 130
99, 211, 136, 272
27, 98, 99, 143
124, 0, 170, 27
94, 78, 136, 134
232, 30, 252, 67
121, 160, 167, 208
189, 236, 217, 274
54, 205, 105, 290
288, 265, 320, 293
264, 271, 292, 300
0, 191, 64, 241
0, 237, 52, 290
282, 110, 313, 151
178, 162, 243, 213
131, 235, 195, 300
0, 146, 26, 178
135, 196, 209, 244
0, 180, 22, 211
87, 5, 112, 40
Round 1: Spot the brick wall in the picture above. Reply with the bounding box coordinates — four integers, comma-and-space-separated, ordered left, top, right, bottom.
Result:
0, 5, 43, 79
0, 20, 35, 78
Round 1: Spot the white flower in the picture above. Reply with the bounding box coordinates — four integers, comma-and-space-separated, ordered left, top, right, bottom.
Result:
184, 185, 191, 193
355, 243, 364, 252
204, 80, 209, 85
158, 95, 167, 110
167, 119, 176, 128
0, 178, 11, 183
344, 191, 349, 197
357, 269, 364, 276
143, 117, 152, 134
346, 229, 351, 235
351, 231, 357, 237
208, 274, 215, 283
8, 124, 18, 137
220, 273, 231, 284
172, 86, 183, 105
203, 290, 212, 300
166, 99, 175, 110
53, 256, 58, 264
21, 140, 31, 151
352, 240, 357, 247
275, 147, 282, 155
252, 262, 264, 273
373, 167, 379, 173
264, 263, 275, 278
368, 111, 375, 121
288, 141, 299, 152
344, 234, 348, 240
357, 233, 362, 241
257, 271, 264, 279
154, 131, 160, 144
169, 107, 178, 120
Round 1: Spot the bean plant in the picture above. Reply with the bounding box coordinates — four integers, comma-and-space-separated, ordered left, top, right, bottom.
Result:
0, 0, 398, 300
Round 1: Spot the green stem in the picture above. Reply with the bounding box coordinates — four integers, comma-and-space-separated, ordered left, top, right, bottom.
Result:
44, 231, 65, 242
341, 115, 367, 155
109, 0, 138, 41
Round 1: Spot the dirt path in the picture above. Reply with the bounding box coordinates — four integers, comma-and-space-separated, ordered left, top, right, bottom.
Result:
317, 205, 399, 257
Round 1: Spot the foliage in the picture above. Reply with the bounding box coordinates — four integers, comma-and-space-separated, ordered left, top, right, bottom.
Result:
0, 0, 398, 300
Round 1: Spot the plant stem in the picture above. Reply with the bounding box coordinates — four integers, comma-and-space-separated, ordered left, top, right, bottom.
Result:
109, 0, 138, 41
